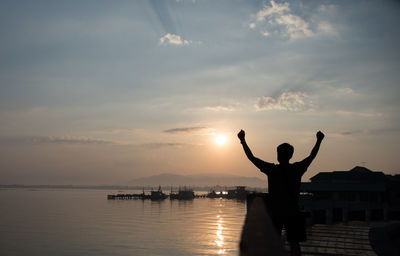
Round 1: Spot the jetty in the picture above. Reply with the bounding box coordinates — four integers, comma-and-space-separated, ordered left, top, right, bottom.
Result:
107, 193, 143, 200
107, 186, 167, 200
107, 186, 254, 200
241, 194, 386, 256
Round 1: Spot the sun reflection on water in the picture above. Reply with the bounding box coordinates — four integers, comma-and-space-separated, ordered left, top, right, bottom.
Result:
215, 210, 225, 254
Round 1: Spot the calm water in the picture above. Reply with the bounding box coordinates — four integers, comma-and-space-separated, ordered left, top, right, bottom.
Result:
0, 189, 246, 256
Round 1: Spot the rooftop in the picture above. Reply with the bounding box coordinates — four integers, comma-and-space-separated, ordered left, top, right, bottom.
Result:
310, 166, 387, 184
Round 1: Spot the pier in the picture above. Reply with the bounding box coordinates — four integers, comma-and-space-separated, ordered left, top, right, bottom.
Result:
108, 186, 168, 200
107, 193, 144, 200
241, 194, 399, 256
107, 186, 254, 200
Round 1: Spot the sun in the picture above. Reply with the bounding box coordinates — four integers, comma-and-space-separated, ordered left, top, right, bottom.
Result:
215, 135, 227, 146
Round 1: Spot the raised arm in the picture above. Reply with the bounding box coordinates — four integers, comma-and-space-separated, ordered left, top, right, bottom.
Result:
299, 131, 324, 168
237, 130, 273, 172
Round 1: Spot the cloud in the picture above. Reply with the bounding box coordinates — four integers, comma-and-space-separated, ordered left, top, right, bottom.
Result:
159, 33, 192, 46
139, 142, 188, 149
369, 127, 400, 135
255, 91, 313, 111
261, 31, 270, 36
336, 87, 355, 95
340, 130, 364, 136
317, 21, 336, 35
0, 136, 113, 145
250, 0, 335, 39
256, 0, 290, 20
93, 128, 144, 135
203, 105, 236, 112
163, 126, 209, 134
329, 130, 365, 138
317, 4, 338, 14
333, 127, 400, 137
335, 110, 382, 118
275, 14, 313, 39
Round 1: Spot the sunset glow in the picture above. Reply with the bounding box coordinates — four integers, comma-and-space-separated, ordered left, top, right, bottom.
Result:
0, 1, 398, 185
215, 135, 227, 146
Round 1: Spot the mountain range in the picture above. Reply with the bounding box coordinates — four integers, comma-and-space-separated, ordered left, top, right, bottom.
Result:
125, 173, 267, 188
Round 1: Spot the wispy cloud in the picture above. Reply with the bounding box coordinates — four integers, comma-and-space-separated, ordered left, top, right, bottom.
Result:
340, 130, 364, 136
317, 21, 336, 35
203, 105, 237, 112
139, 142, 188, 149
336, 87, 355, 95
332, 127, 400, 137
159, 33, 192, 46
256, 0, 290, 20
93, 128, 142, 135
335, 110, 382, 118
369, 127, 400, 135
0, 136, 113, 145
276, 14, 313, 39
255, 91, 313, 111
163, 126, 209, 134
250, 0, 335, 39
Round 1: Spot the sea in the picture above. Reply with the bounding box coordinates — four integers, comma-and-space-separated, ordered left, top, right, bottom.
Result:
0, 188, 246, 256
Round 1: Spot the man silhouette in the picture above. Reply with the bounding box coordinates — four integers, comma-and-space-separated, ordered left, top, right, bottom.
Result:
238, 130, 324, 256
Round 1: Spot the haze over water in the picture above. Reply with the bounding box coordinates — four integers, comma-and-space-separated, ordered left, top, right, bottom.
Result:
0, 189, 245, 256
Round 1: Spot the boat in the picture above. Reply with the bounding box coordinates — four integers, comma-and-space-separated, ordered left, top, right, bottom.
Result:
170, 186, 195, 200
207, 186, 249, 200
149, 185, 168, 200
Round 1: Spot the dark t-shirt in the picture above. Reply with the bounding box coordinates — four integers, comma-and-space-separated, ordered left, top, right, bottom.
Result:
260, 161, 310, 216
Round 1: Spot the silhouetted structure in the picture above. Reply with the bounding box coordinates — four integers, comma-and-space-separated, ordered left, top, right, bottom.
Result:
107, 186, 167, 200
206, 186, 252, 200
149, 186, 168, 200
240, 196, 286, 256
170, 186, 195, 200
227, 186, 248, 199
300, 166, 400, 223
107, 186, 253, 200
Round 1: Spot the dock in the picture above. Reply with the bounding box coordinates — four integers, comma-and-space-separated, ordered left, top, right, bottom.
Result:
107, 186, 254, 200
297, 224, 377, 256
240, 195, 382, 256
107, 193, 144, 200
108, 186, 167, 200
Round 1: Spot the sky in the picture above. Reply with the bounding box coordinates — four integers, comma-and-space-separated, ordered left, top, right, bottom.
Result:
0, 0, 399, 185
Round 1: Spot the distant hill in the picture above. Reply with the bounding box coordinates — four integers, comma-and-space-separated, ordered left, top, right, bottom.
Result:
125, 173, 267, 188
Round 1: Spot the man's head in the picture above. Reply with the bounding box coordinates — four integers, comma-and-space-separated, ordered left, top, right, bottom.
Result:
277, 143, 294, 163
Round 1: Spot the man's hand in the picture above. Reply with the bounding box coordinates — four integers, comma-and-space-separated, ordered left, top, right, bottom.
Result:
316, 131, 325, 141
238, 130, 245, 142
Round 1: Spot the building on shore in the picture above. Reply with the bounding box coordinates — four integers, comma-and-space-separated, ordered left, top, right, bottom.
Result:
300, 166, 400, 224
207, 186, 251, 200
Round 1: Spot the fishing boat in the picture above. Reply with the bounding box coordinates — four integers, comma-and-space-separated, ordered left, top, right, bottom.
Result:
170, 186, 195, 200
149, 185, 168, 200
